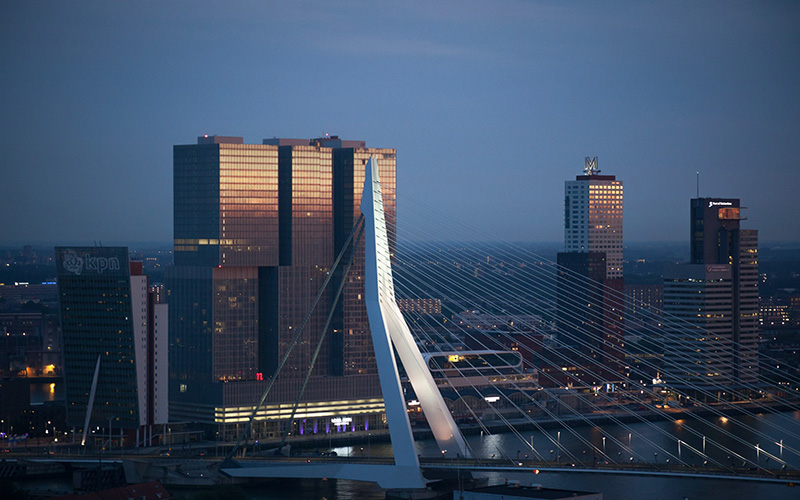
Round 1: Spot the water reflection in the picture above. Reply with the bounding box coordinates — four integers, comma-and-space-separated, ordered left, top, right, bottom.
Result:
317, 413, 800, 500
30, 380, 65, 404
349, 411, 800, 471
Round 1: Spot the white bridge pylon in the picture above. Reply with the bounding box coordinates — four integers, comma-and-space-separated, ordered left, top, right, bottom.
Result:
361, 156, 470, 470
222, 158, 468, 490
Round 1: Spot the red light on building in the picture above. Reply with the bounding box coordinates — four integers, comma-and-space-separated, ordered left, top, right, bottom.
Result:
256, 372, 263, 381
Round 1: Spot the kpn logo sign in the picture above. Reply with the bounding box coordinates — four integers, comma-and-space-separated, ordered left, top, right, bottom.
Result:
57, 247, 124, 276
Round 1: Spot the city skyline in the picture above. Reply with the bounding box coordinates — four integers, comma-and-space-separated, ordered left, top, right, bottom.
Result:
2, 2, 799, 245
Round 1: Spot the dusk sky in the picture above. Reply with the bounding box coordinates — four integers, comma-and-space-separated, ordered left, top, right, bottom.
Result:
2, 1, 799, 246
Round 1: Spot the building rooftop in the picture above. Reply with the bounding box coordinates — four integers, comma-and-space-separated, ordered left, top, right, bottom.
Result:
574, 174, 617, 181
196, 135, 244, 144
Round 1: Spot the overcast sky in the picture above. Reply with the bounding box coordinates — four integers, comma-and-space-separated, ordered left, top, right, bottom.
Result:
2, 1, 799, 246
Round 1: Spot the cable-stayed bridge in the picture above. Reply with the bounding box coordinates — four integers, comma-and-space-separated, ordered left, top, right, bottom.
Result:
221, 158, 800, 493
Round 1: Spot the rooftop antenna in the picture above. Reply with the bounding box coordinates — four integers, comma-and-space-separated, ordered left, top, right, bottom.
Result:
696, 171, 700, 198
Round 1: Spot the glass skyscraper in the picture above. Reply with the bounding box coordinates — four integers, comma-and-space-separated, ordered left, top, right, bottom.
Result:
57, 247, 139, 429
563, 158, 623, 279
168, 135, 396, 439
56, 247, 168, 443
662, 198, 759, 390
554, 158, 625, 384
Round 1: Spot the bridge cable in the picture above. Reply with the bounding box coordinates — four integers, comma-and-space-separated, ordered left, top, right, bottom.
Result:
394, 247, 757, 471
395, 266, 687, 469
388, 218, 792, 468
275, 217, 365, 454
225, 213, 366, 462
390, 232, 792, 470
403, 192, 800, 398
388, 204, 800, 444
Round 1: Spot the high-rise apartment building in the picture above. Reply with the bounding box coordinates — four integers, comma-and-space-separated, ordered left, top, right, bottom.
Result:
554, 158, 625, 383
662, 198, 759, 390
56, 247, 167, 445
168, 135, 396, 438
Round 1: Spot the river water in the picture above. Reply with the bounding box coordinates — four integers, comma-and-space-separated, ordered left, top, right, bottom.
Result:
22, 383, 800, 499
242, 411, 800, 500
30, 379, 65, 404
238, 474, 797, 500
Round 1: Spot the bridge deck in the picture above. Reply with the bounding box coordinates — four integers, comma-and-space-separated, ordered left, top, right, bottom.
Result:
221, 455, 800, 485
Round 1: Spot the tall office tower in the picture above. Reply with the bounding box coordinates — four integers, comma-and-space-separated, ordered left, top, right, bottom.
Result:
168, 135, 396, 439
56, 247, 168, 445
663, 265, 737, 387
662, 198, 759, 391
564, 157, 623, 279
555, 158, 625, 383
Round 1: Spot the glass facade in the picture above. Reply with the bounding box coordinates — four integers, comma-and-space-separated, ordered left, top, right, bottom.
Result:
168, 136, 396, 432
663, 265, 735, 386
56, 247, 140, 428
173, 143, 280, 267
559, 169, 626, 382
564, 174, 623, 279
332, 148, 396, 377
663, 198, 759, 389
165, 265, 213, 401
213, 266, 259, 381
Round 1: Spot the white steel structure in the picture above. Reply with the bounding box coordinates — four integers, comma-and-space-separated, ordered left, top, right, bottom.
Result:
224, 157, 468, 490
361, 157, 469, 461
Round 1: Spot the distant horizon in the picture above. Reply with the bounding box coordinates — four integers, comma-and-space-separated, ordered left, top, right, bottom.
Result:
3, 239, 800, 250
